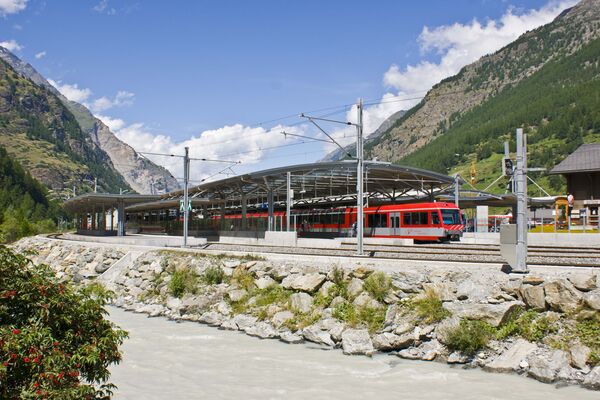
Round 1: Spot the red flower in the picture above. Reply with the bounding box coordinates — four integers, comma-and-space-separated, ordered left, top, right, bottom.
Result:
33, 356, 41, 364
12, 329, 21, 335
23, 357, 30, 363
33, 382, 40, 388
57, 372, 64, 379
52, 341, 59, 347
10, 354, 17, 360
2, 362, 8, 367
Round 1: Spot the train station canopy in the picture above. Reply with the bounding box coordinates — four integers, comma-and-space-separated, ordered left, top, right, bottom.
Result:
146, 161, 458, 211
63, 193, 161, 214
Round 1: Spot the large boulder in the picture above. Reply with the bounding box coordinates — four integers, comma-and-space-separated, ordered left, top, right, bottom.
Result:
282, 273, 326, 293
372, 332, 414, 351
423, 282, 456, 302
569, 342, 591, 372
302, 324, 335, 347
255, 276, 276, 290
544, 279, 583, 313
232, 314, 258, 330
398, 340, 443, 361
443, 301, 523, 327
584, 290, 600, 311
568, 273, 597, 292
347, 278, 364, 298
198, 311, 224, 326
583, 366, 600, 390
527, 350, 570, 384
519, 285, 546, 311
245, 322, 279, 339
341, 329, 374, 356
271, 310, 294, 327
290, 292, 313, 314
353, 292, 380, 309
484, 339, 537, 373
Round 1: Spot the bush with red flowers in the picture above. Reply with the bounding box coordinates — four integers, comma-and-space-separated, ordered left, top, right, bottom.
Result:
0, 246, 128, 399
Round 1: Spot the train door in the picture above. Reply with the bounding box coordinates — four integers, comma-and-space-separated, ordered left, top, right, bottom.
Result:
390, 212, 401, 236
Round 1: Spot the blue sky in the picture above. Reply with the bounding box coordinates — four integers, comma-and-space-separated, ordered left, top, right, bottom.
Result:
0, 0, 576, 179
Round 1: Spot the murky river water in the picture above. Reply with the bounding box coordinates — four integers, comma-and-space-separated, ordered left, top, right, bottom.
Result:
108, 307, 595, 400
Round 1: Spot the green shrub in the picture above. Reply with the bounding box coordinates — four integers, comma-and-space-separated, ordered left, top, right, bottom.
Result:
254, 285, 291, 308
202, 265, 225, 285
231, 268, 254, 290
0, 245, 127, 399
332, 301, 385, 333
328, 267, 349, 299
575, 317, 600, 366
496, 309, 558, 342
411, 290, 451, 324
447, 319, 495, 355
363, 271, 392, 303
169, 268, 198, 298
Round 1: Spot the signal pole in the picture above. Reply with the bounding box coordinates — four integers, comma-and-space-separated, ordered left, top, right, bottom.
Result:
183, 146, 190, 247
356, 98, 364, 256
515, 128, 529, 273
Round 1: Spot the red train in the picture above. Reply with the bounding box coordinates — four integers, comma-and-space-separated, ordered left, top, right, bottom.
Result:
219, 202, 464, 242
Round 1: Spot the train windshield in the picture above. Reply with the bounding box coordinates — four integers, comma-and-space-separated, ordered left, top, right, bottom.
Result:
441, 209, 461, 225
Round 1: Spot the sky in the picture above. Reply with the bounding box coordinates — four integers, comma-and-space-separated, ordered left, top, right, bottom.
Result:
0, 0, 577, 183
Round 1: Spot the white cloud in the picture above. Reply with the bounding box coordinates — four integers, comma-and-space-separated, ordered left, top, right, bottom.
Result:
95, 114, 301, 180
34, 50, 46, 59
0, 39, 22, 52
47, 79, 92, 103
93, 0, 116, 15
383, 0, 577, 94
91, 90, 135, 112
0, 0, 27, 16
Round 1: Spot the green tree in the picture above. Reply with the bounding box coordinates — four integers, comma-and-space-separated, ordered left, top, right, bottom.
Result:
0, 246, 128, 399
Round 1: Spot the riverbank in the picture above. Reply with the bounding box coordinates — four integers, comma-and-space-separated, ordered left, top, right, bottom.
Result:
12, 236, 600, 391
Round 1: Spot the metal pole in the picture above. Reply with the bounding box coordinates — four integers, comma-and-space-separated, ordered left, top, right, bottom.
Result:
356, 98, 364, 256
94, 177, 97, 193
454, 174, 460, 207
515, 128, 528, 273
286, 172, 291, 232
183, 146, 190, 247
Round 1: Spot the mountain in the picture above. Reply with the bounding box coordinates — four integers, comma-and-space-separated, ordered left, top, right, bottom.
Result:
319, 109, 406, 162
0, 57, 131, 195
367, 0, 600, 194
0, 46, 180, 194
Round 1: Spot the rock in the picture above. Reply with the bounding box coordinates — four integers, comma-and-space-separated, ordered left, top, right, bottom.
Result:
255, 276, 276, 290
134, 303, 165, 317
319, 281, 335, 297
245, 322, 279, 339
353, 292, 380, 309
443, 301, 523, 327
341, 329, 374, 356
352, 266, 373, 279
216, 301, 232, 316
585, 290, 600, 311
282, 273, 326, 293
330, 296, 346, 308
320, 319, 345, 342
220, 319, 239, 330
182, 295, 211, 314
436, 317, 460, 345
568, 274, 597, 292
398, 340, 443, 361
227, 289, 247, 302
500, 279, 521, 296
232, 314, 258, 330
413, 325, 435, 341
522, 276, 545, 286
166, 297, 183, 312
527, 350, 570, 383
372, 332, 414, 351
394, 321, 416, 336
447, 352, 469, 364
583, 366, 600, 390
456, 280, 490, 301
544, 279, 583, 313
198, 311, 224, 326
569, 342, 591, 372
279, 331, 304, 344
347, 278, 364, 298
520, 285, 546, 311
95, 262, 111, 274
483, 339, 537, 373
290, 292, 313, 313
272, 310, 295, 327
302, 325, 335, 347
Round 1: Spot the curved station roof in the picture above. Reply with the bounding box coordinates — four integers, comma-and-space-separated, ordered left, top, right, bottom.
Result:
126, 161, 457, 212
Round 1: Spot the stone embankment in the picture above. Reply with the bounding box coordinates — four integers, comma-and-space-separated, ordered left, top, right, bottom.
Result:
12, 237, 600, 391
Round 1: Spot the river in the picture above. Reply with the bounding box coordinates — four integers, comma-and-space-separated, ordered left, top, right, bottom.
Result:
108, 307, 596, 400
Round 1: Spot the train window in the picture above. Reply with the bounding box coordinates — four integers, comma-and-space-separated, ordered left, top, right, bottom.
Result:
404, 212, 428, 225
368, 213, 388, 228
431, 212, 440, 225
403, 213, 411, 225
441, 209, 460, 224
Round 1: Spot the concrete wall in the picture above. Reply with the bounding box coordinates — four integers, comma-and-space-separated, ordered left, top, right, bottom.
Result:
64, 233, 207, 247
461, 232, 600, 247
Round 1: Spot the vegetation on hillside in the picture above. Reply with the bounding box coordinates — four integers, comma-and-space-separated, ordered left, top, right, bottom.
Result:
0, 146, 63, 243
399, 37, 600, 195
0, 246, 128, 399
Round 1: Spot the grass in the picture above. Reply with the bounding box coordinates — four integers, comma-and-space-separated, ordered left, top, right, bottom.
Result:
231, 268, 254, 291
446, 319, 495, 355
201, 265, 226, 285
168, 268, 198, 298
332, 300, 386, 334
283, 310, 323, 331
495, 309, 558, 342
363, 271, 393, 303
410, 290, 451, 324
575, 317, 600, 366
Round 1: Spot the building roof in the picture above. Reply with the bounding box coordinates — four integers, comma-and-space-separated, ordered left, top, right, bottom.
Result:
550, 143, 600, 174
63, 193, 161, 214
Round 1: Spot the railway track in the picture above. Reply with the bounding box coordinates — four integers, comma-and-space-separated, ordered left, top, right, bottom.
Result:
203, 241, 600, 268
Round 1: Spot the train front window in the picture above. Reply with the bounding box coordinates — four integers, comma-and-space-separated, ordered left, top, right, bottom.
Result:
441, 209, 461, 224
